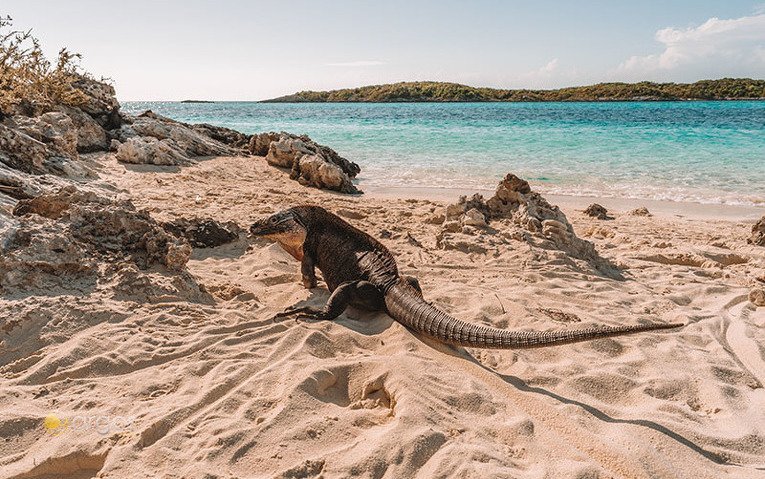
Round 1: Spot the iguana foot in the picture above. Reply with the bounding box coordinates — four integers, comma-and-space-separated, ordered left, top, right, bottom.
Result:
272, 306, 329, 322
302, 276, 318, 289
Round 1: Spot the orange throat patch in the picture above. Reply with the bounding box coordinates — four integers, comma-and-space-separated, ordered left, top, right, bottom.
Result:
271, 232, 307, 261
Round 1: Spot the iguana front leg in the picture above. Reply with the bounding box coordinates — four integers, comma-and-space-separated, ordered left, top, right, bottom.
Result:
301, 253, 317, 289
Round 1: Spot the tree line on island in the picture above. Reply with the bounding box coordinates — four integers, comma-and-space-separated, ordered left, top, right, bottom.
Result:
263, 79, 765, 103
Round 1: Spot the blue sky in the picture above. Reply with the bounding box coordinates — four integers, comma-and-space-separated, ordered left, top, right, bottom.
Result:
4, 0, 764, 100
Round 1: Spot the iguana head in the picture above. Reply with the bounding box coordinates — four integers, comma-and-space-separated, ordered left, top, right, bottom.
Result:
249, 209, 307, 260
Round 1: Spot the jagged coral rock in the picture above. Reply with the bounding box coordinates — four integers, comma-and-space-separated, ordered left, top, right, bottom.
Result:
440, 173, 609, 270
163, 218, 241, 248
259, 132, 361, 193
291, 153, 360, 194
250, 132, 281, 156
0, 124, 49, 173
1, 186, 193, 293
461, 208, 488, 227
70, 75, 122, 128
115, 111, 236, 165
266, 136, 312, 168
748, 216, 765, 247
629, 206, 652, 217
584, 203, 612, 220
12, 185, 102, 219
57, 105, 109, 153
191, 123, 250, 149
9, 112, 79, 161
115, 137, 192, 166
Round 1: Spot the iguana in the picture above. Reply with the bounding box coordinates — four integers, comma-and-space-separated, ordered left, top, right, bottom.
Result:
250, 205, 682, 349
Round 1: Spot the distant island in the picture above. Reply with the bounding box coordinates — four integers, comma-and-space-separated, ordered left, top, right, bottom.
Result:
263, 79, 765, 102
181, 100, 215, 103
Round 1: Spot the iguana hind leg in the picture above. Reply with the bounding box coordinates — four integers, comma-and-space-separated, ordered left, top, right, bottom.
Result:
279, 280, 383, 321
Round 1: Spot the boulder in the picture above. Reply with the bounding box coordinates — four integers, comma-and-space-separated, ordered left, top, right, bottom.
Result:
461, 208, 488, 227
291, 153, 360, 194
748, 216, 765, 247
12, 185, 103, 219
259, 132, 362, 193
266, 137, 313, 168
249, 132, 281, 156
0, 124, 50, 173
584, 203, 612, 220
1, 187, 192, 292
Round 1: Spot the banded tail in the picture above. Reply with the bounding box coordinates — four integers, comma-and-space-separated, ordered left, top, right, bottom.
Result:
384, 281, 683, 349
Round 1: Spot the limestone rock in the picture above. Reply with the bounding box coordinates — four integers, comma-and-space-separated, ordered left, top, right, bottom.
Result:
259, 132, 361, 193
584, 203, 612, 220
10, 112, 79, 161
163, 218, 241, 248
629, 206, 652, 217
0, 123, 49, 173
266, 137, 313, 168
748, 216, 765, 247
1, 187, 192, 292
70, 75, 121, 129
192, 123, 250, 149
461, 208, 488, 227
57, 106, 109, 153
440, 173, 611, 273
12, 185, 103, 219
115, 137, 192, 166
115, 110, 237, 162
249, 132, 281, 156
749, 288, 765, 307
291, 153, 360, 194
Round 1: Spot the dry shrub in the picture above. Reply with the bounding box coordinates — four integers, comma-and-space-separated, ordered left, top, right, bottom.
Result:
0, 15, 91, 116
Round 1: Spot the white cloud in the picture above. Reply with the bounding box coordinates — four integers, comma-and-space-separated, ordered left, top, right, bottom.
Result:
325, 60, 385, 67
537, 58, 559, 74
616, 14, 765, 78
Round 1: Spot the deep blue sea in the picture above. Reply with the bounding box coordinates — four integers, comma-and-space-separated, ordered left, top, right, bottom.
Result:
122, 101, 765, 206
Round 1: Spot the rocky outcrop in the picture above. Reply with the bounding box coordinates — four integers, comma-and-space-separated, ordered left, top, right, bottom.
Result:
115, 137, 192, 166
57, 105, 109, 153
584, 203, 612, 220
439, 174, 613, 273
162, 218, 241, 248
254, 132, 361, 194
113, 111, 238, 165
191, 123, 250, 149
249, 132, 280, 156
70, 75, 122, 129
3, 186, 193, 293
748, 216, 765, 247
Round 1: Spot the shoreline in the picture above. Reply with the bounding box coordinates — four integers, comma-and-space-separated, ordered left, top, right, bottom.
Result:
363, 185, 763, 221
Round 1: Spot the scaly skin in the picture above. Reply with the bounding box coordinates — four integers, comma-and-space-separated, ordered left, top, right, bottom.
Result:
251, 205, 683, 349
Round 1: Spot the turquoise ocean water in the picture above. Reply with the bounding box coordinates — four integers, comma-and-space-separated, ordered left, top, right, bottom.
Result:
122, 101, 765, 206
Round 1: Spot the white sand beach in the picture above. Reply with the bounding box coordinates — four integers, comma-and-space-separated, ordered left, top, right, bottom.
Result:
3, 154, 764, 478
